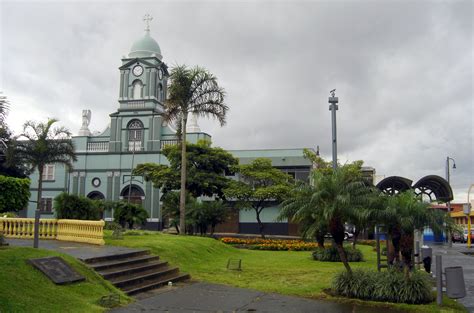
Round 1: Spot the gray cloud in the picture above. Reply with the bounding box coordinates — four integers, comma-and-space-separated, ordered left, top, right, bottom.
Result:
1, 0, 472, 201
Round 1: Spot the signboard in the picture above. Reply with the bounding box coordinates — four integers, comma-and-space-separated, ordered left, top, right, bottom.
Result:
28, 256, 85, 285
463, 203, 472, 215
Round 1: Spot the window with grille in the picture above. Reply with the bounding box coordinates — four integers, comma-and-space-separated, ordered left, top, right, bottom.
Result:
42, 164, 55, 181
40, 198, 53, 213
128, 120, 143, 151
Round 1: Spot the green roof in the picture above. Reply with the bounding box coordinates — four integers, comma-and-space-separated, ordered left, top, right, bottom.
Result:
129, 31, 162, 59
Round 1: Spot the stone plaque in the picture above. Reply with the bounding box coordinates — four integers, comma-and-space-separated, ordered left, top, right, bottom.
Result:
28, 256, 85, 285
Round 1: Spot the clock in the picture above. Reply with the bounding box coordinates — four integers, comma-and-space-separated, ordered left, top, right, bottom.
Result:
133, 65, 143, 76
158, 69, 163, 80
92, 177, 101, 187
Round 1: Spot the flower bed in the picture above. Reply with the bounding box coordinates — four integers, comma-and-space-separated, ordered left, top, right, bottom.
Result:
220, 237, 317, 251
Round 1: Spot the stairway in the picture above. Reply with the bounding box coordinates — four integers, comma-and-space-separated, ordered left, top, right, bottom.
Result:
81, 249, 190, 296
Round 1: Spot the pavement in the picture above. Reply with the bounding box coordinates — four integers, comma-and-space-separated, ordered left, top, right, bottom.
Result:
432, 243, 474, 312
110, 282, 397, 313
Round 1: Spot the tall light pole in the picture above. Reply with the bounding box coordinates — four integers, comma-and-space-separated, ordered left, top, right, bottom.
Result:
446, 156, 456, 247
328, 89, 339, 170
466, 184, 473, 249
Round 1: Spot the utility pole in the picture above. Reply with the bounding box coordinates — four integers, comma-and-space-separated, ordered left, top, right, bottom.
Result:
446, 156, 456, 248
328, 89, 339, 170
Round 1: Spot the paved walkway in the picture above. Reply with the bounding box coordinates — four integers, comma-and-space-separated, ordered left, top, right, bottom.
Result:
110, 282, 395, 313
432, 243, 474, 312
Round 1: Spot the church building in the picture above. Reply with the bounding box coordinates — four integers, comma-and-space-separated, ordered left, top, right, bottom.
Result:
25, 18, 314, 235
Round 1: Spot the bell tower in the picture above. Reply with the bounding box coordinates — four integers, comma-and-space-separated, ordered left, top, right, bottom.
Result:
117, 14, 168, 112
109, 15, 168, 153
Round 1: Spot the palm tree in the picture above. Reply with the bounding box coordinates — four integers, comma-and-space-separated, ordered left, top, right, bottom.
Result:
0, 92, 8, 125
279, 181, 328, 248
374, 191, 446, 275
164, 65, 227, 234
14, 119, 76, 212
281, 165, 373, 273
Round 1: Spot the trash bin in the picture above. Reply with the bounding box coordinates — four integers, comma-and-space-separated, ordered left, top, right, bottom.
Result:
421, 246, 432, 273
445, 266, 466, 299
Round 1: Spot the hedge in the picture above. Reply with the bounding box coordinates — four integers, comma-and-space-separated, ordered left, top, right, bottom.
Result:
312, 245, 363, 262
0, 175, 30, 213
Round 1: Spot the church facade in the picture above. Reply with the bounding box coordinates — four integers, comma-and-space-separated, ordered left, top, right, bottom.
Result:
24, 22, 313, 235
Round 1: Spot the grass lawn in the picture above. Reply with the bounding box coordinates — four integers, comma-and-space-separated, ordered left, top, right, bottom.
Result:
0, 246, 131, 312
106, 231, 466, 313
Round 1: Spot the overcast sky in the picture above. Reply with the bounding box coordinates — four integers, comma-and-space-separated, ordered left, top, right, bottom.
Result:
1, 0, 472, 202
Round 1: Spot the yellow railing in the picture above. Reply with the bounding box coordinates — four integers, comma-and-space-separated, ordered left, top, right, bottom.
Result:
0, 218, 105, 245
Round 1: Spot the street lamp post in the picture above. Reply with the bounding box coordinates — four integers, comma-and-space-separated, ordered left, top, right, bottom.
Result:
446, 156, 456, 247
328, 89, 339, 170
467, 184, 474, 249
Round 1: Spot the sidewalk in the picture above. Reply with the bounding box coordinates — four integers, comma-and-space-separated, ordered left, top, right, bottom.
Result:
110, 282, 400, 313
431, 243, 474, 312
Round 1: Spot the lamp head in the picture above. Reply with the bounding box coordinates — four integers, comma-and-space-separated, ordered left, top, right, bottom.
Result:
453, 163, 456, 169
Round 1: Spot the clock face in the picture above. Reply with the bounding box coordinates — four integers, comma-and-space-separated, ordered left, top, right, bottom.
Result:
133, 65, 143, 76
92, 177, 101, 187
158, 69, 163, 80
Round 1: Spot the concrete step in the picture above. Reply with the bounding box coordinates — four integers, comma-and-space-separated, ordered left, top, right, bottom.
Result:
87, 254, 160, 271
81, 249, 150, 264
111, 266, 180, 289
98, 260, 169, 280
122, 272, 191, 296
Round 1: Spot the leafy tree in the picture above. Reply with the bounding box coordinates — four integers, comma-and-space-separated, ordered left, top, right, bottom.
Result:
112, 202, 149, 229
161, 191, 196, 234
224, 158, 292, 238
0, 127, 28, 178
187, 200, 229, 235
135, 140, 237, 200
13, 119, 76, 212
53, 192, 103, 220
0, 175, 30, 213
164, 65, 227, 234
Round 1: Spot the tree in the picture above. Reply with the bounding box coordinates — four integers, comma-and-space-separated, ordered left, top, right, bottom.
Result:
374, 191, 447, 275
135, 140, 237, 199
224, 158, 292, 238
0, 92, 8, 125
112, 202, 149, 229
160, 191, 195, 234
0, 175, 30, 213
286, 166, 374, 273
53, 192, 103, 220
164, 65, 227, 234
279, 181, 328, 247
13, 119, 76, 213
187, 200, 229, 235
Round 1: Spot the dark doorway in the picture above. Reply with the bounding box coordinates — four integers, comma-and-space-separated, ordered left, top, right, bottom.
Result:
120, 185, 145, 205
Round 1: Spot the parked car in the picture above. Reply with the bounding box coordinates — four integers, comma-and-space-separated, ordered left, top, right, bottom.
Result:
452, 231, 466, 243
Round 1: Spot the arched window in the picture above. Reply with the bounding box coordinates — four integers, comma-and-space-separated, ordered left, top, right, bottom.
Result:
157, 83, 163, 101
132, 80, 143, 99
128, 119, 143, 151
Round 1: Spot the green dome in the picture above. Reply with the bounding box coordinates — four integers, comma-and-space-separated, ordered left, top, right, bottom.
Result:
129, 31, 162, 59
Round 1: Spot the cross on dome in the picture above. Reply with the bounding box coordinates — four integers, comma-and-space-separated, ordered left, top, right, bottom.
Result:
143, 14, 153, 32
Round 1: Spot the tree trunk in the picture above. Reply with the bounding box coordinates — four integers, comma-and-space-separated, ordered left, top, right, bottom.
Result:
352, 229, 360, 248
36, 167, 44, 211
400, 231, 414, 272
255, 208, 265, 239
316, 232, 325, 248
179, 116, 188, 235
334, 240, 352, 274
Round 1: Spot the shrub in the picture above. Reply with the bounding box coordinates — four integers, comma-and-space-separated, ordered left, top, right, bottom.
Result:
1, 212, 18, 218
333, 269, 434, 304
0, 175, 30, 213
187, 200, 229, 235
54, 192, 102, 220
112, 202, 148, 229
312, 245, 363, 262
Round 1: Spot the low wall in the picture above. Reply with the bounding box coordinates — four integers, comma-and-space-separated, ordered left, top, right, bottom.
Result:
0, 218, 105, 245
